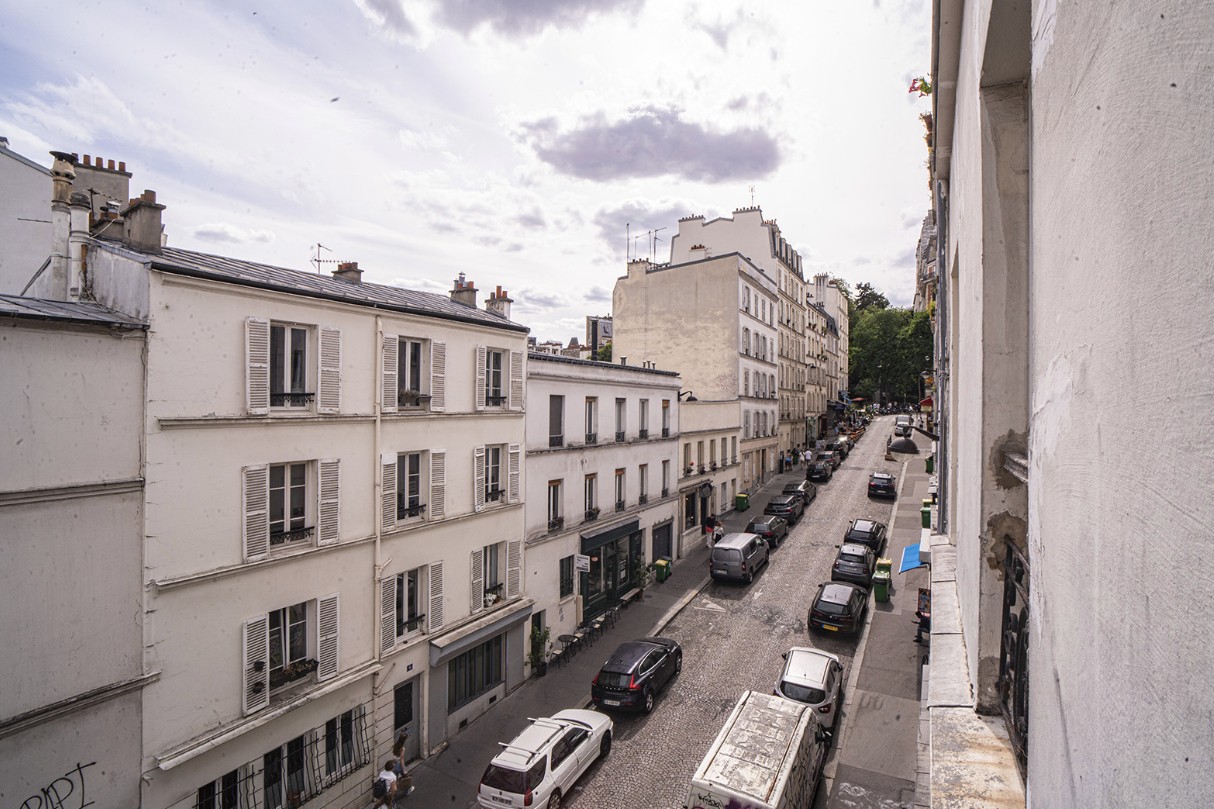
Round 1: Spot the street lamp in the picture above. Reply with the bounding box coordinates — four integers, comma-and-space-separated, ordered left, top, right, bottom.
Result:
678, 391, 697, 402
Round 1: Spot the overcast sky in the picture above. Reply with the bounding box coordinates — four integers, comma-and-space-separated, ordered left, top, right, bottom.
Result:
1, 0, 932, 342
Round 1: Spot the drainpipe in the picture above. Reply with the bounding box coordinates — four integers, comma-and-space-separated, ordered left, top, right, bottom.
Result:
372, 315, 386, 730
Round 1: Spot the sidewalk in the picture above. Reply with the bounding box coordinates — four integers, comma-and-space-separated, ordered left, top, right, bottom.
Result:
405, 465, 809, 808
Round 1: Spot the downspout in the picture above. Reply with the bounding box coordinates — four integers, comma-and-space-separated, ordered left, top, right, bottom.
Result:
371, 315, 387, 727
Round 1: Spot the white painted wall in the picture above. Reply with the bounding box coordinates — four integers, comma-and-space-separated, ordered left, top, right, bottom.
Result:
0, 145, 52, 294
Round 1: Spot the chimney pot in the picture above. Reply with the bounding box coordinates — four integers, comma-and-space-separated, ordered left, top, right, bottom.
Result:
107, 159, 115, 170
94, 156, 102, 167
451, 275, 479, 307
118, 161, 126, 172
333, 261, 363, 284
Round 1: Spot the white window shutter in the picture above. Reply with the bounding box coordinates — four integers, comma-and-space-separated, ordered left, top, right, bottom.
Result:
245, 318, 270, 415
242, 615, 269, 715
506, 540, 521, 599
509, 350, 524, 411
470, 548, 484, 612
381, 453, 397, 533
507, 444, 521, 504
430, 342, 446, 412
316, 593, 340, 681
317, 459, 340, 546
430, 451, 446, 519
242, 465, 270, 561
318, 327, 342, 413
380, 576, 397, 656
428, 562, 444, 631
473, 447, 486, 513
382, 335, 398, 414
474, 345, 487, 411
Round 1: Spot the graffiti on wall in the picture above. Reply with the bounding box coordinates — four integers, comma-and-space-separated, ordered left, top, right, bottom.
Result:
17, 762, 96, 809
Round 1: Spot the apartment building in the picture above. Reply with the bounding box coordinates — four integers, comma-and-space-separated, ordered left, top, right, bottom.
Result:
810, 274, 850, 422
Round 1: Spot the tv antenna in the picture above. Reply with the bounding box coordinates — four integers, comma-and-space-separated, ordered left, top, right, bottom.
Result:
648, 227, 667, 262
310, 243, 339, 274
748, 185, 756, 206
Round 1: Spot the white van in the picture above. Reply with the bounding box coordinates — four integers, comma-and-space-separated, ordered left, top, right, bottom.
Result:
709, 532, 769, 583
686, 691, 828, 809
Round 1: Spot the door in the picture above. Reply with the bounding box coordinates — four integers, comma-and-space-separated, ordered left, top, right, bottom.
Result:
393, 679, 420, 761
653, 523, 672, 561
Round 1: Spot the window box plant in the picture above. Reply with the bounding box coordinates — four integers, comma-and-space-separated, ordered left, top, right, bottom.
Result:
269, 658, 318, 690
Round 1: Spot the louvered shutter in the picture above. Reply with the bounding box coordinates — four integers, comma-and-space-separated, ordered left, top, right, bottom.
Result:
382, 335, 398, 414
473, 447, 486, 513
507, 444, 521, 504
509, 350, 524, 411
316, 593, 340, 681
381, 453, 397, 533
474, 345, 487, 411
318, 327, 342, 413
318, 459, 340, 546
506, 540, 521, 599
245, 318, 270, 415
470, 548, 484, 612
380, 576, 397, 656
428, 563, 444, 631
242, 615, 269, 715
429, 451, 445, 519
242, 465, 269, 561
430, 342, 446, 411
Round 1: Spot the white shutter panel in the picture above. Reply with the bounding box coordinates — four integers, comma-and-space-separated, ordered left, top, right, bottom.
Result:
380, 576, 397, 656
430, 451, 446, 519
430, 342, 446, 412
506, 540, 521, 599
507, 444, 521, 504
473, 447, 486, 513
318, 327, 342, 413
474, 345, 487, 411
245, 318, 270, 415
509, 350, 524, 411
317, 459, 340, 546
428, 562, 444, 631
242, 465, 270, 561
381, 453, 397, 533
316, 593, 340, 681
382, 335, 398, 414
242, 615, 269, 715
470, 548, 484, 612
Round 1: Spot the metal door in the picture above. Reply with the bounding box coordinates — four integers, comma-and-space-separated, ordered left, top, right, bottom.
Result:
393, 678, 420, 761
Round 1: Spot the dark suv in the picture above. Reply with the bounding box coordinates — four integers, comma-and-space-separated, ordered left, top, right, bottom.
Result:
843, 518, 888, 555
764, 494, 804, 524
591, 637, 683, 713
808, 582, 869, 635
867, 472, 897, 498
831, 543, 876, 586
807, 459, 833, 482
782, 481, 817, 508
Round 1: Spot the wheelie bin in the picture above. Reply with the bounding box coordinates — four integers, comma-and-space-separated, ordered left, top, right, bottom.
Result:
654, 558, 671, 583
735, 493, 750, 512
873, 557, 893, 602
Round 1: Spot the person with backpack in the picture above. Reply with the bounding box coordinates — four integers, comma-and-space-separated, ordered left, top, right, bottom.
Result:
372, 760, 397, 807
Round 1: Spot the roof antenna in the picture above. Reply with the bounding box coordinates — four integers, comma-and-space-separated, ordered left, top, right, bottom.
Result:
749, 185, 756, 206
311, 243, 334, 274
626, 222, 630, 261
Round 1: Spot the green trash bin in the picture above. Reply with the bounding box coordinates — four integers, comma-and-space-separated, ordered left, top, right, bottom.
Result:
735, 493, 750, 512
925, 455, 935, 474
654, 558, 671, 583
921, 506, 932, 529
872, 570, 891, 602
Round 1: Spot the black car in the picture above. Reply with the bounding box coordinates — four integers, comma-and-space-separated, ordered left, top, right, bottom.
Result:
825, 439, 849, 459
807, 459, 833, 482
591, 637, 683, 713
782, 481, 817, 508
764, 494, 804, 523
808, 582, 870, 635
745, 515, 788, 547
818, 450, 840, 471
831, 543, 876, 586
843, 518, 888, 555
867, 472, 897, 498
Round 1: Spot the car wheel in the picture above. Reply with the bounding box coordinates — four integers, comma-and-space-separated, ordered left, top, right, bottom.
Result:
744, 567, 753, 583
600, 731, 612, 758
674, 653, 683, 674
547, 790, 562, 809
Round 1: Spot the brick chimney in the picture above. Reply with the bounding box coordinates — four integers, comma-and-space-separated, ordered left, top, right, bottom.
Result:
485, 285, 513, 321
122, 190, 165, 254
450, 273, 478, 308
333, 261, 362, 284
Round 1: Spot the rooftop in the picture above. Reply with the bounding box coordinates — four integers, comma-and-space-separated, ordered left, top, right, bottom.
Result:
0, 294, 147, 329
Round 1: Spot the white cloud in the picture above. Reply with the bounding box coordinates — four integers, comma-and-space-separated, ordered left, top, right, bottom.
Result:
193, 223, 276, 245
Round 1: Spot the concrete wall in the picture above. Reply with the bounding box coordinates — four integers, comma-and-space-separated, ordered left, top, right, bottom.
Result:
0, 146, 52, 294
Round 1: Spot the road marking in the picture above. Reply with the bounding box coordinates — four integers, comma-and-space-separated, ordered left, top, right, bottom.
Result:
694, 599, 727, 613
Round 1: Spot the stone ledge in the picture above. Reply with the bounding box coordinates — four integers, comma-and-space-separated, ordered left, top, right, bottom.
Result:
930, 708, 1025, 809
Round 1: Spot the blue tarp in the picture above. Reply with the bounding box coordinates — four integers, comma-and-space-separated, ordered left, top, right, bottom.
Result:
899, 543, 927, 573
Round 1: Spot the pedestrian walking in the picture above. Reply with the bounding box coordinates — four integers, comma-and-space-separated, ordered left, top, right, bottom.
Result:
391, 733, 415, 799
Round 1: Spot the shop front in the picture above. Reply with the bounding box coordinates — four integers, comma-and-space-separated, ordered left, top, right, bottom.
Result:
580, 519, 642, 621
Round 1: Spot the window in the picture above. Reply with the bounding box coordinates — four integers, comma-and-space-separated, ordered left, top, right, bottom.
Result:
683, 443, 692, 471
448, 635, 503, 711
639, 399, 649, 438
270, 463, 311, 547
269, 602, 309, 687
263, 734, 307, 809
548, 480, 563, 529
615, 398, 626, 442
324, 707, 367, 779
485, 445, 504, 502
395, 569, 424, 637
396, 337, 428, 407
743, 328, 751, 356
244, 595, 339, 714
549, 395, 564, 447
585, 397, 598, 443
662, 460, 670, 496
614, 468, 625, 511
696, 441, 704, 466
744, 411, 751, 438
485, 349, 505, 406
482, 543, 502, 596
661, 400, 670, 437
196, 769, 242, 809
397, 452, 424, 519
559, 556, 575, 598
584, 474, 597, 514
639, 464, 648, 502
684, 492, 697, 529
271, 324, 311, 407
744, 369, 750, 396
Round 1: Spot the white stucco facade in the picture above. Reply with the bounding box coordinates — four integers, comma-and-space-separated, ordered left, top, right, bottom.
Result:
0, 142, 52, 294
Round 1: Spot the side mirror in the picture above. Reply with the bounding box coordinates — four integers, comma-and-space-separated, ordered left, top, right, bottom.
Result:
781, 652, 788, 660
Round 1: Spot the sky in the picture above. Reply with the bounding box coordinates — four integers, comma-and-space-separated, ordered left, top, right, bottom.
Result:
0, 0, 933, 343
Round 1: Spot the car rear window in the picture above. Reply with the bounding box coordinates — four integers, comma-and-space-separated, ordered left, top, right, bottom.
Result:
815, 600, 847, 616
596, 671, 631, 688
712, 547, 741, 563
840, 551, 867, 564
780, 682, 827, 703
482, 758, 546, 793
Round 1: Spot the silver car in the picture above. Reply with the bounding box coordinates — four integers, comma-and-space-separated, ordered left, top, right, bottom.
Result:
773, 647, 844, 732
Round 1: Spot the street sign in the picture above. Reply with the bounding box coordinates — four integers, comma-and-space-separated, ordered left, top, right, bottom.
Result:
575, 554, 590, 572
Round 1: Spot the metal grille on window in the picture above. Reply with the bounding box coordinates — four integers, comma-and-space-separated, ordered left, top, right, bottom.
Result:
998, 540, 1030, 779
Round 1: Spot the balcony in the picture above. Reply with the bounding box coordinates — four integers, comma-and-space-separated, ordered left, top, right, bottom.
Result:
271, 391, 315, 407
483, 582, 505, 606
585, 507, 600, 522
615, 500, 625, 512
485, 394, 508, 407
397, 390, 432, 408
270, 526, 314, 547
615, 431, 626, 443
485, 487, 505, 503
396, 500, 427, 519
549, 435, 564, 448
638, 494, 648, 505
548, 516, 565, 532
661, 487, 669, 497
638, 429, 649, 439
585, 432, 598, 445
662, 427, 670, 438
402, 613, 426, 633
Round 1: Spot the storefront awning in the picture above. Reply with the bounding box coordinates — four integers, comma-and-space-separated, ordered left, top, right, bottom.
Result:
900, 544, 928, 573
430, 597, 534, 666
581, 519, 640, 553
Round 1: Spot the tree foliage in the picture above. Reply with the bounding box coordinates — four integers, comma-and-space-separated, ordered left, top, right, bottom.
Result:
855, 282, 890, 311
596, 341, 612, 362
848, 292, 933, 404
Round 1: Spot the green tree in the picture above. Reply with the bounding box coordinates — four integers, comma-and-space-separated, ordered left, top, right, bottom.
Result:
855, 282, 890, 311
596, 341, 612, 362
847, 289, 933, 404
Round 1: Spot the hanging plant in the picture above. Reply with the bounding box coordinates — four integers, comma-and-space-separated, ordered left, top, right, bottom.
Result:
909, 76, 933, 96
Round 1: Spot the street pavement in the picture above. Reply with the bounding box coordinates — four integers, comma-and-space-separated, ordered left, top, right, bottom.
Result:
402, 416, 930, 809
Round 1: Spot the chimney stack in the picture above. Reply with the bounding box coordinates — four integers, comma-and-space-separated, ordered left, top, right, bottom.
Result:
485, 285, 513, 321
122, 189, 165, 254
450, 273, 478, 308
333, 261, 363, 284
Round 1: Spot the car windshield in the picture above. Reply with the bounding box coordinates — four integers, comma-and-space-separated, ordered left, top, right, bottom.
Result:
482, 759, 546, 793
596, 671, 632, 688
780, 682, 827, 703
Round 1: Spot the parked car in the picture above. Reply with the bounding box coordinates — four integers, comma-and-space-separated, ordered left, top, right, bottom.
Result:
764, 494, 805, 524
782, 480, 817, 508
843, 518, 888, 555
477, 709, 613, 809
825, 438, 849, 459
745, 515, 788, 548
893, 423, 912, 437
591, 637, 683, 714
831, 543, 877, 586
711, 532, 770, 582
817, 450, 840, 470
774, 647, 845, 732
808, 582, 869, 635
867, 472, 897, 498
807, 459, 833, 482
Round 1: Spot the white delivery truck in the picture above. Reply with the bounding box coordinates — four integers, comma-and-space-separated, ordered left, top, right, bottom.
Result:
686, 691, 828, 809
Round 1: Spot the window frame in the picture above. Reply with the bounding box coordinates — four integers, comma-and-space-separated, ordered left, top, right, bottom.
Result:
396, 451, 426, 519
559, 556, 575, 599
547, 480, 563, 528
447, 635, 504, 712
270, 323, 312, 408
395, 568, 425, 639
269, 461, 312, 548
268, 601, 310, 685
485, 349, 505, 406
